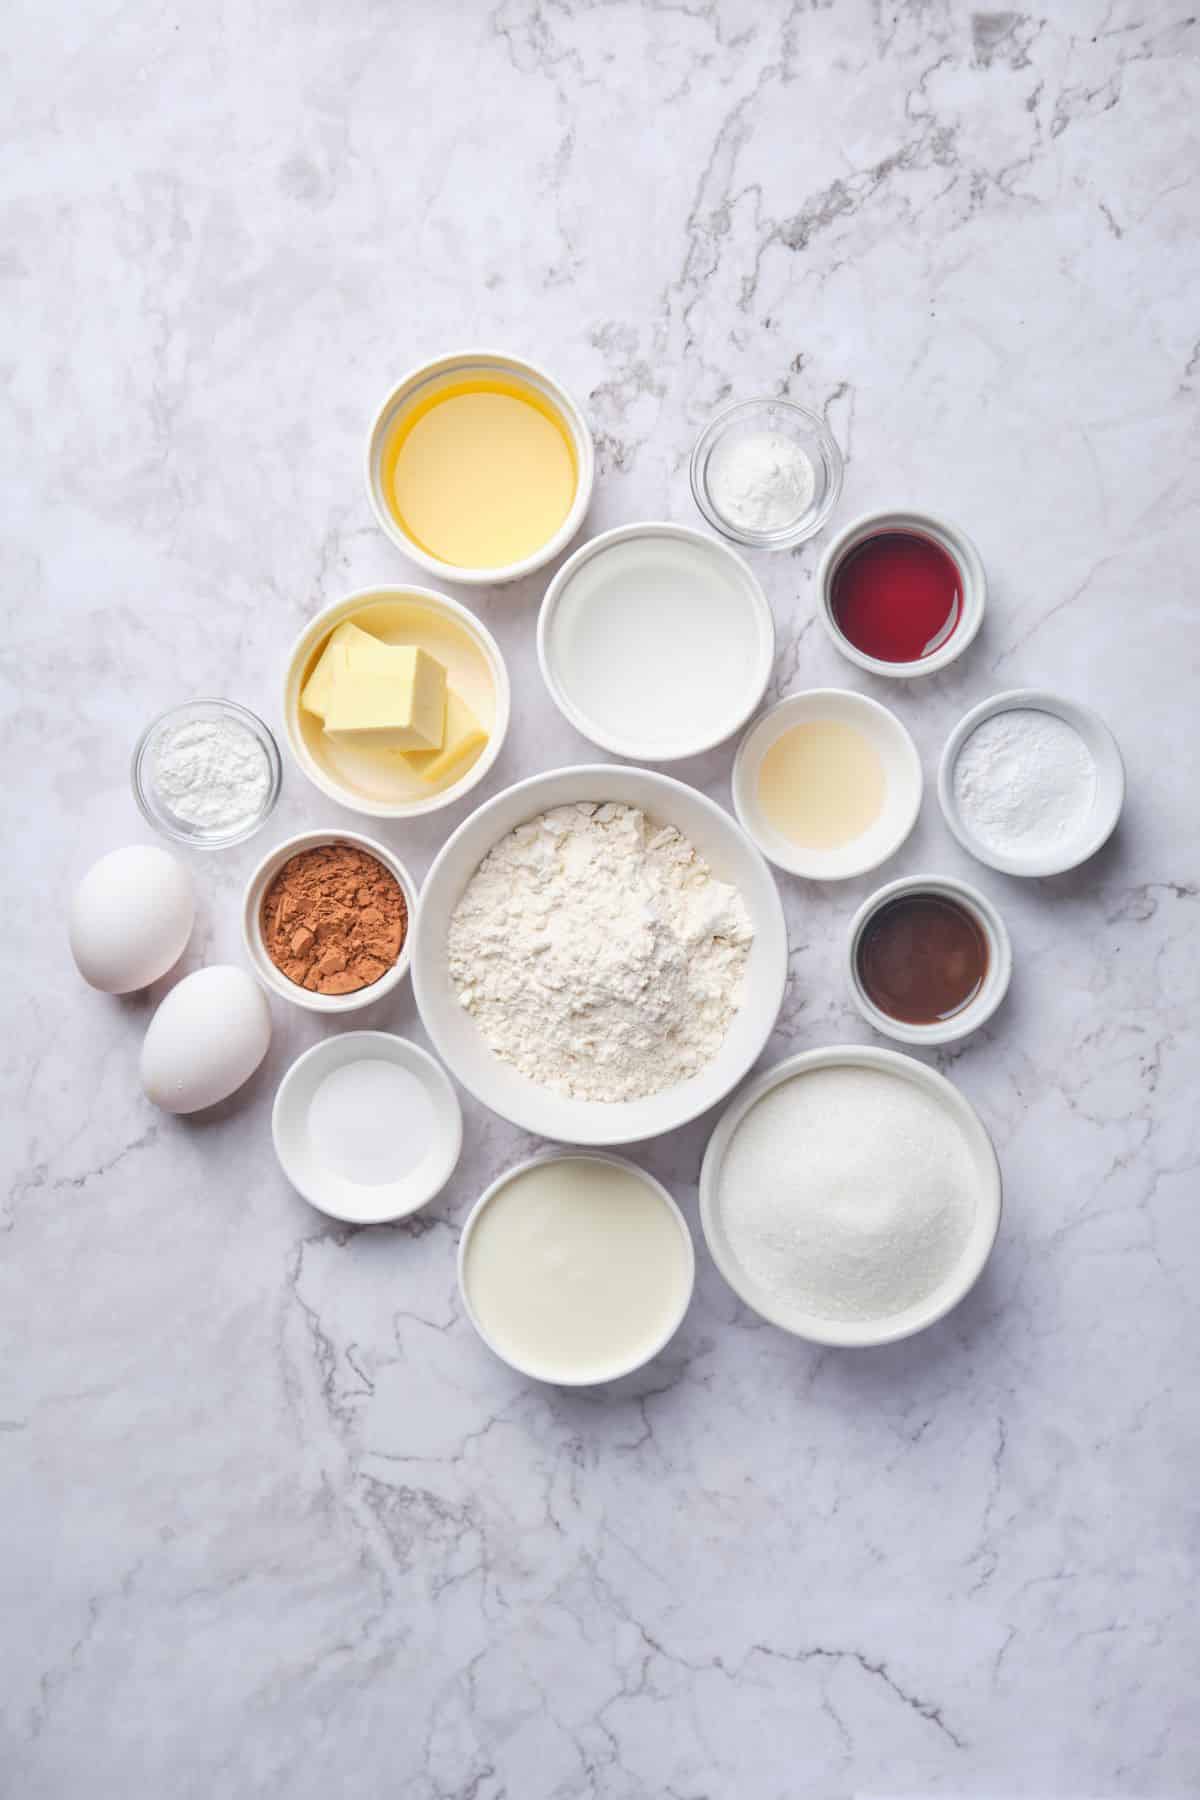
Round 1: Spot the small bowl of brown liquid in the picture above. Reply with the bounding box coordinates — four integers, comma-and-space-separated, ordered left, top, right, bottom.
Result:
846, 874, 1012, 1047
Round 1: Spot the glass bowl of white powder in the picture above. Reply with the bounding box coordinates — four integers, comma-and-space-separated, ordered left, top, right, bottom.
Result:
690, 398, 844, 550
132, 698, 282, 849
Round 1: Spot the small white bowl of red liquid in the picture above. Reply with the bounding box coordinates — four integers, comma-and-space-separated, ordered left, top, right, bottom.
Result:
816, 509, 986, 677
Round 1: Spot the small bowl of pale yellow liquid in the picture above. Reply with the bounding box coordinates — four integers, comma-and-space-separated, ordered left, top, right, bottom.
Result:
365, 349, 595, 585
732, 689, 923, 880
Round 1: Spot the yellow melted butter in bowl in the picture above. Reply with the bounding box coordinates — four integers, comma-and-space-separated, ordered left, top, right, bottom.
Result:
381, 375, 578, 570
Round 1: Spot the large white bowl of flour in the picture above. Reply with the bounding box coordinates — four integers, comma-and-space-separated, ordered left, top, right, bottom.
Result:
412, 766, 789, 1144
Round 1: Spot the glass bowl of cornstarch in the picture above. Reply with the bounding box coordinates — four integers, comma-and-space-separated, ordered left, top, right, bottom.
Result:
133, 698, 282, 850
690, 397, 844, 550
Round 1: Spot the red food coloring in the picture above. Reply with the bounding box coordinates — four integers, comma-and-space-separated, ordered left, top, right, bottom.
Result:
830, 531, 963, 664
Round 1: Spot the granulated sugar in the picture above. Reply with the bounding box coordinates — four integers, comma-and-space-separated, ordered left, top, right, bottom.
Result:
718, 1067, 976, 1323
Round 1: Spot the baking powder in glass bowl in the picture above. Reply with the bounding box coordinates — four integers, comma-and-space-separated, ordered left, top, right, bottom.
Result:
133, 699, 281, 848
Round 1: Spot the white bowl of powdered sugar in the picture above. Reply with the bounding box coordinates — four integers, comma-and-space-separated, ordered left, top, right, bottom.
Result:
939, 689, 1124, 878
700, 1046, 1002, 1348
412, 766, 789, 1145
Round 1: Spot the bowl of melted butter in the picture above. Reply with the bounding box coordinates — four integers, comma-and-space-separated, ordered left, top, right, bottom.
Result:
365, 349, 594, 585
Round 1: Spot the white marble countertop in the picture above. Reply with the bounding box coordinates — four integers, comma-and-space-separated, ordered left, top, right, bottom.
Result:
6, 3, 1198, 1794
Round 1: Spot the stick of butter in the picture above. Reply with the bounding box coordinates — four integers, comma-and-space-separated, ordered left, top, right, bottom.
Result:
324, 645, 447, 750
301, 622, 404, 722
399, 689, 488, 784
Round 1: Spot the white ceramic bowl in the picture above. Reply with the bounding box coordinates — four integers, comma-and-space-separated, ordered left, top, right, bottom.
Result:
938, 689, 1125, 877
272, 1031, 462, 1224
364, 348, 594, 586
283, 587, 510, 819
457, 1151, 696, 1385
700, 1045, 1003, 1348
243, 829, 417, 1016
537, 522, 775, 762
816, 509, 986, 678
731, 688, 923, 880
845, 873, 1013, 1046
412, 765, 789, 1144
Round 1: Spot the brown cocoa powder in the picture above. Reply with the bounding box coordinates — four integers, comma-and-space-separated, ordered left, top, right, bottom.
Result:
260, 844, 407, 995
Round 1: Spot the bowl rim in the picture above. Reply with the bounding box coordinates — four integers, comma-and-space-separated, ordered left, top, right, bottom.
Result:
363, 346, 595, 586
730, 687, 924, 880
699, 1044, 1003, 1348
844, 871, 1014, 1046
242, 828, 417, 1015
815, 508, 987, 678
271, 1029, 463, 1224
411, 763, 789, 1144
536, 520, 776, 762
281, 585, 511, 819
689, 395, 845, 550
131, 696, 282, 849
457, 1149, 696, 1385
937, 687, 1126, 876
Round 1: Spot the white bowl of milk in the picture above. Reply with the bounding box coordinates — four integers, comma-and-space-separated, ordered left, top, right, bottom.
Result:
459, 1152, 695, 1385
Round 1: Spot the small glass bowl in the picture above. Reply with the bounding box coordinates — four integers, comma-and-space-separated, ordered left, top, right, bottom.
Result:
690, 397, 844, 550
132, 699, 282, 850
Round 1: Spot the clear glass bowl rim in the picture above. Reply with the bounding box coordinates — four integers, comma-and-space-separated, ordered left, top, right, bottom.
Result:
131, 696, 283, 849
689, 395, 845, 549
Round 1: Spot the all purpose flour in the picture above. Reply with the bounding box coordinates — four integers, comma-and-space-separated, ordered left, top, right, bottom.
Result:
448, 803, 754, 1102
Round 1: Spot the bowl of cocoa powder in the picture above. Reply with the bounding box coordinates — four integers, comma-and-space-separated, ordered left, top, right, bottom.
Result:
242, 831, 416, 1013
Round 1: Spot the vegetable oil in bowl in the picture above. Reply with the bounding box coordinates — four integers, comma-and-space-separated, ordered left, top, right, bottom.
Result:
380, 373, 577, 570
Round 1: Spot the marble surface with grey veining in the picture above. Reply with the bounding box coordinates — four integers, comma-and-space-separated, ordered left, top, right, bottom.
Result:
4, 3, 1199, 1795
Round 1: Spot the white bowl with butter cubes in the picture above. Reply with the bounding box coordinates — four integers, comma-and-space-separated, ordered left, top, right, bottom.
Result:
283, 587, 510, 818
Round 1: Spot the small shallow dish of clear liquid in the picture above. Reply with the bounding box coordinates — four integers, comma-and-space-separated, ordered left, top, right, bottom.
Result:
272, 1031, 463, 1224
732, 689, 923, 881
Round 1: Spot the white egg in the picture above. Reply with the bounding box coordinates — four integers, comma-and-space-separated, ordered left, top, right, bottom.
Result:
69, 845, 195, 994
141, 965, 272, 1114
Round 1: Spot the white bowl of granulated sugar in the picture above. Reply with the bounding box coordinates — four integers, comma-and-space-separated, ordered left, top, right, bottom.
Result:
411, 765, 789, 1146
700, 1045, 1002, 1348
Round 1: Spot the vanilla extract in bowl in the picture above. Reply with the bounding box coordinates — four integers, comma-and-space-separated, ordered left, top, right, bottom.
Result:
855, 891, 988, 1025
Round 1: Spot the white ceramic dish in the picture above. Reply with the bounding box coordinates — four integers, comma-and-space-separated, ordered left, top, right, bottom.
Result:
938, 689, 1125, 877
412, 765, 789, 1145
364, 348, 594, 586
457, 1151, 696, 1386
700, 1045, 1002, 1348
816, 509, 986, 678
846, 873, 1013, 1046
690, 397, 844, 550
283, 587, 510, 819
272, 1031, 462, 1224
731, 688, 923, 880
537, 522, 775, 762
243, 829, 417, 1016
